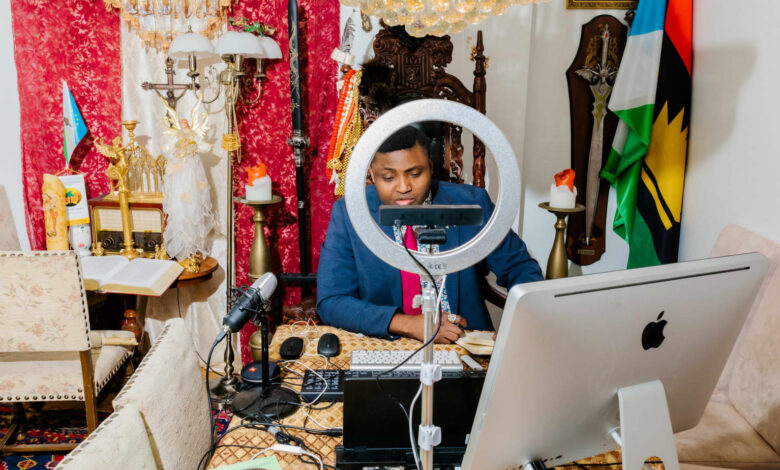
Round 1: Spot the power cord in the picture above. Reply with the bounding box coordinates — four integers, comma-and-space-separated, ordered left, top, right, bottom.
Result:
372, 221, 447, 470
201, 333, 225, 469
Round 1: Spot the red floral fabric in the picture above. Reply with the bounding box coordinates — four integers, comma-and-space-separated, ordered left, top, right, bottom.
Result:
12, 0, 121, 250
231, 1, 339, 360
12, 0, 338, 363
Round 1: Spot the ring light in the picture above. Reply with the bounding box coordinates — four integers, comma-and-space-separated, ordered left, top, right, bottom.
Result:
344, 99, 521, 276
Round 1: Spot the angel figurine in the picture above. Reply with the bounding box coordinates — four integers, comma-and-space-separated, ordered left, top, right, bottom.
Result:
160, 93, 216, 269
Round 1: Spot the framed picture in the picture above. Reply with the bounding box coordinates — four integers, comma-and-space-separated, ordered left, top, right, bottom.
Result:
566, 0, 638, 8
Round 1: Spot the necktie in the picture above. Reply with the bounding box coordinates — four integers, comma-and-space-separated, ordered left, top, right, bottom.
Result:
401, 226, 422, 315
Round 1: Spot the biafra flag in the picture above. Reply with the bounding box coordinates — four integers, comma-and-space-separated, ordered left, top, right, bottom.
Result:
601, 0, 693, 268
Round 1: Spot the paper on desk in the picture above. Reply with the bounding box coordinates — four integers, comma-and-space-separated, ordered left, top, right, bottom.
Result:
456, 330, 495, 356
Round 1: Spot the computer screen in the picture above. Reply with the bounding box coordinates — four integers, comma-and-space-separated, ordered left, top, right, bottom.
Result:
462, 253, 769, 469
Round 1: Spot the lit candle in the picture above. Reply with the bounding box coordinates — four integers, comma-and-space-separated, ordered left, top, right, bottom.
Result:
549, 169, 577, 209
245, 163, 272, 201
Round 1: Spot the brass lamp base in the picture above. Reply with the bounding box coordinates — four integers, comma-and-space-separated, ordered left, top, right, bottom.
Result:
209, 375, 241, 410
539, 202, 585, 279
120, 246, 142, 260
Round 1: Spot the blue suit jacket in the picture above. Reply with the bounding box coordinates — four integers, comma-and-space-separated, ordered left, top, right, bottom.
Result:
316, 181, 543, 338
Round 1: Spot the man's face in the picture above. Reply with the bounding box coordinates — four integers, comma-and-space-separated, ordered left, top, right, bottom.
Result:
370, 144, 433, 206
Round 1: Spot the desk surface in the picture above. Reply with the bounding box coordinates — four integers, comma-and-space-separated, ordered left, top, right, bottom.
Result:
206, 325, 633, 469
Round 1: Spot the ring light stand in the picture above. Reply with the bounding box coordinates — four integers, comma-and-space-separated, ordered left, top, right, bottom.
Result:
344, 99, 521, 470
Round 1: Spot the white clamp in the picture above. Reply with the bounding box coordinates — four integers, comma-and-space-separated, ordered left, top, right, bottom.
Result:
412, 294, 423, 309
418, 424, 442, 451
419, 362, 442, 386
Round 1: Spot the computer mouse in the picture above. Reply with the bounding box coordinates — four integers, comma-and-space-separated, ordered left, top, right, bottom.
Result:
317, 333, 341, 358
279, 336, 304, 360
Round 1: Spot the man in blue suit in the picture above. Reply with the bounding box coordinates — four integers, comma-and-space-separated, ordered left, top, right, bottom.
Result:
317, 125, 543, 343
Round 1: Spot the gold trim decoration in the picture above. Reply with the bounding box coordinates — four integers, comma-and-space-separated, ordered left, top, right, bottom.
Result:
222, 133, 241, 152
566, 0, 638, 8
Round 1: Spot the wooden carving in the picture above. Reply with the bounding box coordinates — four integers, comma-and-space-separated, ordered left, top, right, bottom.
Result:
565, 15, 627, 265
373, 26, 487, 187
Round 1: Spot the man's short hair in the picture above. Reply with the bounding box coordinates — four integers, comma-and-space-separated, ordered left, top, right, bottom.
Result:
376, 124, 431, 157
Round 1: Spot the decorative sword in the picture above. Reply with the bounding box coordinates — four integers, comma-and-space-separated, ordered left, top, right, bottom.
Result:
286, 0, 312, 297
576, 26, 617, 246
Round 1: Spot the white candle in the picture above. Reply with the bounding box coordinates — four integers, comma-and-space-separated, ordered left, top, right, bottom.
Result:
549, 183, 577, 209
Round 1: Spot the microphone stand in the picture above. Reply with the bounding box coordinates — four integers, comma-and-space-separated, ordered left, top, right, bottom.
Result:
232, 302, 300, 421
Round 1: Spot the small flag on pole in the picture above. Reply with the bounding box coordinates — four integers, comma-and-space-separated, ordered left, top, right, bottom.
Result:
62, 81, 88, 168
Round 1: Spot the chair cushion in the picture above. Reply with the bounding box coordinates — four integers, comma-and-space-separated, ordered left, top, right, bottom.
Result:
707, 224, 780, 454
0, 251, 91, 353
112, 318, 210, 470
0, 346, 131, 402
728, 263, 780, 454
57, 404, 157, 470
709, 225, 780, 402
676, 400, 780, 470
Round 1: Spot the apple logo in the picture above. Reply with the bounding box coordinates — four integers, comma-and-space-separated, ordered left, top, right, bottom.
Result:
642, 311, 667, 350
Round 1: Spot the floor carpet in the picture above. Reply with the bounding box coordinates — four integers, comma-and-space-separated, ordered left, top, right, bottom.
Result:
0, 404, 233, 469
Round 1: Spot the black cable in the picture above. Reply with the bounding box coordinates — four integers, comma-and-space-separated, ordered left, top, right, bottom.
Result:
201, 334, 225, 470
371, 222, 445, 460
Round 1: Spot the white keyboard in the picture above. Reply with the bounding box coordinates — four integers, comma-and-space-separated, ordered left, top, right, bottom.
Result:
350, 349, 463, 372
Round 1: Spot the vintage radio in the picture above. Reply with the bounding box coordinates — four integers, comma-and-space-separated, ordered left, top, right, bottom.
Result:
88, 194, 165, 258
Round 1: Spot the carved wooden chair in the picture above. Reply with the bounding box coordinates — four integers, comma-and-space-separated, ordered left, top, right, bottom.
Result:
283, 27, 501, 325
0, 251, 134, 453
369, 25, 488, 188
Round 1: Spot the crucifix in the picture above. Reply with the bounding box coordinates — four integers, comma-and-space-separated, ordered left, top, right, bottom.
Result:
576, 26, 618, 246
141, 57, 201, 109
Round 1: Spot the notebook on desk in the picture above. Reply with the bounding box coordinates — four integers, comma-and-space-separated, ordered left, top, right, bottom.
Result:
337, 371, 485, 469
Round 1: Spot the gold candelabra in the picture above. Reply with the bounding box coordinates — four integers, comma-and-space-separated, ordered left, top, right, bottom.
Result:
96, 120, 156, 260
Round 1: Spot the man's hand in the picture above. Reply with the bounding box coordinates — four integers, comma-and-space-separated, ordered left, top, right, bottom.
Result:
389, 313, 467, 344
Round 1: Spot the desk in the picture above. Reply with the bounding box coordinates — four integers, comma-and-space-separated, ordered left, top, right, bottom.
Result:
207, 326, 643, 470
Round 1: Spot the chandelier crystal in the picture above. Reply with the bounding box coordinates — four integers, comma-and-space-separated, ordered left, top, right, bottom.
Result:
342, 0, 547, 37
104, 0, 238, 52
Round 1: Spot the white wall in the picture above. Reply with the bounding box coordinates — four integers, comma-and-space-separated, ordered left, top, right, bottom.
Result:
517, 1, 629, 275
679, 0, 780, 260
0, 1, 29, 250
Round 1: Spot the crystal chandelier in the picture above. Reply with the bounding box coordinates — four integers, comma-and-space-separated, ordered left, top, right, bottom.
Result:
103, 0, 238, 52
340, 0, 548, 37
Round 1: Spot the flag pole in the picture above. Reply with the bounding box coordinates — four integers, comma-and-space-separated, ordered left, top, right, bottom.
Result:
286, 0, 312, 298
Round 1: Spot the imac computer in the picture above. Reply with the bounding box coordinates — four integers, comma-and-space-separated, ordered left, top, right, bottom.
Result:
461, 253, 769, 470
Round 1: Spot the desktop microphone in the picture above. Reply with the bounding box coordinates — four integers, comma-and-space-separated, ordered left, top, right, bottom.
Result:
217, 272, 277, 342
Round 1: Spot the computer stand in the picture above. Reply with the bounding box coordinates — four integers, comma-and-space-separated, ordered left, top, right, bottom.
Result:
612, 380, 680, 470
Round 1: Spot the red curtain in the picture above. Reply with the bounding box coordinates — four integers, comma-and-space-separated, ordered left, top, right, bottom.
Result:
12, 0, 121, 250
231, 1, 339, 360
13, 1, 338, 363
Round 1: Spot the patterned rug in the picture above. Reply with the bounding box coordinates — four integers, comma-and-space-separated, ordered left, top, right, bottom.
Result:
0, 404, 233, 469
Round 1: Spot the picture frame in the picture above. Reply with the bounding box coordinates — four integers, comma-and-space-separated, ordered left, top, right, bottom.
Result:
566, 0, 638, 8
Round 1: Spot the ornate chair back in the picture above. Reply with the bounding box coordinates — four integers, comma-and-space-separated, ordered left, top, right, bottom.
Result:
372, 25, 488, 187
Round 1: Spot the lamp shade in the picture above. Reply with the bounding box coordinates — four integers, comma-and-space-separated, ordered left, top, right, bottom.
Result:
215, 31, 266, 57
259, 36, 282, 60
168, 32, 215, 58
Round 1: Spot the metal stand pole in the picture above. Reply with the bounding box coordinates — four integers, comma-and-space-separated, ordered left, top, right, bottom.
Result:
209, 332, 240, 409
418, 270, 442, 470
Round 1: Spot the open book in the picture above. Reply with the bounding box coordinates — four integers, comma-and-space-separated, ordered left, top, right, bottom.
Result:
81, 256, 184, 296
